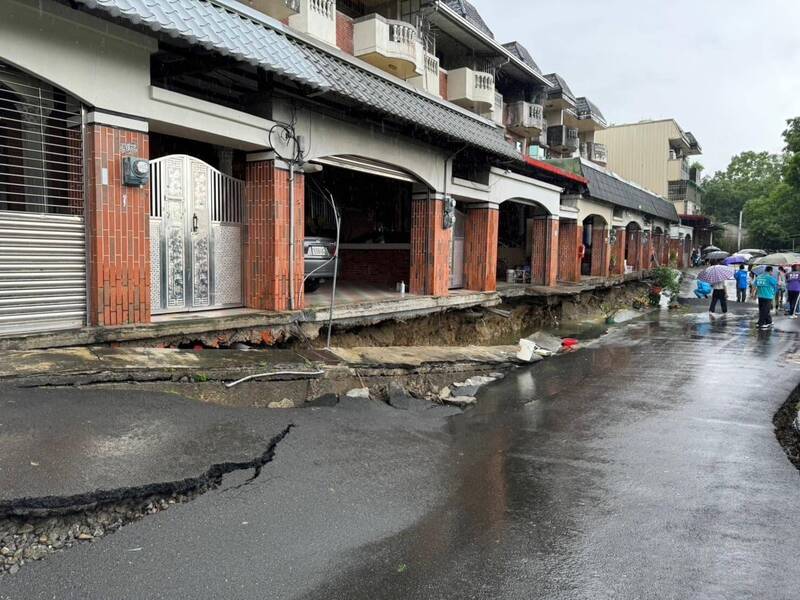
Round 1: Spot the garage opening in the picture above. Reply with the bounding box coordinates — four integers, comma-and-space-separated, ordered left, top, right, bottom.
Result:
304, 157, 414, 307
496, 200, 550, 287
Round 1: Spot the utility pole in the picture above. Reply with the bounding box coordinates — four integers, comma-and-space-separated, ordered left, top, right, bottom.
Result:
737, 209, 743, 250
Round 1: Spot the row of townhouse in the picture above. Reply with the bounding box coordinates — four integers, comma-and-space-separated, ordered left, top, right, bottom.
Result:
0, 0, 704, 341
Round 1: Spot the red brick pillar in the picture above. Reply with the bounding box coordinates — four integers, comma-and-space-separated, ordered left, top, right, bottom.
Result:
532, 216, 559, 286
626, 230, 640, 271
85, 123, 150, 327
410, 190, 451, 297
610, 227, 626, 275
463, 205, 499, 292
641, 232, 652, 271
590, 226, 610, 277
558, 219, 581, 283
243, 156, 304, 311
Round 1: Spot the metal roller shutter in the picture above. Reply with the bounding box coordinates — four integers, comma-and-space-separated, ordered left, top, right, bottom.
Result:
0, 61, 86, 335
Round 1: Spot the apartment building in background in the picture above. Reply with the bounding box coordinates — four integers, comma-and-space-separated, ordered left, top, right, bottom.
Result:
595, 120, 713, 245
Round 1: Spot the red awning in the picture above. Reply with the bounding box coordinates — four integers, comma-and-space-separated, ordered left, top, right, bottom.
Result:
524, 157, 588, 184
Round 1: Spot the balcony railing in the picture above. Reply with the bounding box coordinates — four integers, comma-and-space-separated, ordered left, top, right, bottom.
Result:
248, 0, 300, 20
504, 101, 545, 136
288, 0, 336, 46
409, 52, 441, 96
447, 67, 496, 113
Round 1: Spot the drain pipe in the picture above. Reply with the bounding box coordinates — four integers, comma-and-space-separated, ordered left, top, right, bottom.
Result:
289, 161, 296, 310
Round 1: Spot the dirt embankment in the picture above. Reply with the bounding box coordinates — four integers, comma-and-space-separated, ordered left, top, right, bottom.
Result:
774, 385, 800, 471
313, 282, 649, 349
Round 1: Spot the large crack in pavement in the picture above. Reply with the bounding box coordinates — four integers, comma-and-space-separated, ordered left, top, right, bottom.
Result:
0, 425, 293, 576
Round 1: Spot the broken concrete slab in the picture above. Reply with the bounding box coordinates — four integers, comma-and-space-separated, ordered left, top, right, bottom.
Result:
525, 332, 563, 354
345, 388, 371, 399
0, 347, 318, 386
444, 396, 477, 408
330, 345, 520, 369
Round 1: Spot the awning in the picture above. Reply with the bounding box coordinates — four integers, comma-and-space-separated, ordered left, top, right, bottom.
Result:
525, 157, 587, 184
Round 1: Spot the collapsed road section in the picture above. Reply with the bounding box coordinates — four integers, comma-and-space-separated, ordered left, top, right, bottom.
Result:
0, 426, 292, 576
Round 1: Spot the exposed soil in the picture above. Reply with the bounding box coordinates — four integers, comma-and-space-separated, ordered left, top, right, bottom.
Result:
773, 384, 800, 471
312, 282, 649, 349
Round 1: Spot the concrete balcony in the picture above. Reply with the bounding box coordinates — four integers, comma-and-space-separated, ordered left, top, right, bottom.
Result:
504, 101, 545, 137
243, 0, 300, 20
548, 125, 579, 153
668, 157, 689, 182
354, 14, 423, 80
581, 142, 607, 165
408, 52, 441, 96
288, 0, 337, 47
447, 67, 495, 113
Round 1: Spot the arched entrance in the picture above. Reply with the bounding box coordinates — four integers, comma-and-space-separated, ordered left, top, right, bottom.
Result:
626, 222, 642, 271
496, 199, 552, 286
582, 214, 609, 277
0, 60, 86, 334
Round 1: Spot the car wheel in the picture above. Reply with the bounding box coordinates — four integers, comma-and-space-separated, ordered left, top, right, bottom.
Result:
305, 278, 321, 293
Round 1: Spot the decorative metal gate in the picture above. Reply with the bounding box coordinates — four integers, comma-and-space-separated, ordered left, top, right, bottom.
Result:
149, 155, 243, 314
0, 60, 86, 335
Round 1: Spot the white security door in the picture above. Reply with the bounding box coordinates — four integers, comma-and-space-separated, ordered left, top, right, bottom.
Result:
150, 155, 243, 314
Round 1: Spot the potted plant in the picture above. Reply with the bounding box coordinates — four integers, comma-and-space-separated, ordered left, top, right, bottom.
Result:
648, 266, 680, 305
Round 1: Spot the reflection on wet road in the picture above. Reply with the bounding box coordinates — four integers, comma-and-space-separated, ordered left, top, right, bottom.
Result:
302, 311, 800, 599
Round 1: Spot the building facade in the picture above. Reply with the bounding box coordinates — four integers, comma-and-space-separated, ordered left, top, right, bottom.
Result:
595, 119, 712, 246
0, 0, 682, 342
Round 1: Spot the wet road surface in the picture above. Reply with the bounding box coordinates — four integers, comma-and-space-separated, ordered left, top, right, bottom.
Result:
3, 305, 800, 599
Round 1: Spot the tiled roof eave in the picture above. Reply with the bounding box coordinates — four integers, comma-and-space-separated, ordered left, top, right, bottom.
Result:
74, 0, 521, 161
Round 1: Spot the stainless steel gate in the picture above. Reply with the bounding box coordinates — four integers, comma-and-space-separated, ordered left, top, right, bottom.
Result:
0, 60, 86, 335
149, 155, 243, 314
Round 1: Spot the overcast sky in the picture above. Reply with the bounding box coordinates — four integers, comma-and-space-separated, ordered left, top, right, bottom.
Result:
471, 0, 800, 174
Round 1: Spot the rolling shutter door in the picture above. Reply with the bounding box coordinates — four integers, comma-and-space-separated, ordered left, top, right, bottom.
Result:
0, 61, 86, 335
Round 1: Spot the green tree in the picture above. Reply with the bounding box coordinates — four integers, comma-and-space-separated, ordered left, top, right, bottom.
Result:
742, 118, 800, 249
702, 151, 784, 223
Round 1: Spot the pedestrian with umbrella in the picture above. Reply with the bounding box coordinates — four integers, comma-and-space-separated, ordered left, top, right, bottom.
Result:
787, 264, 800, 318
755, 266, 779, 329
698, 264, 735, 315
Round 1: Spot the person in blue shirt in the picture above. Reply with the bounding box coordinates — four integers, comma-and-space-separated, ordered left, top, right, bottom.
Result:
694, 279, 712, 299
755, 266, 779, 329
734, 264, 749, 303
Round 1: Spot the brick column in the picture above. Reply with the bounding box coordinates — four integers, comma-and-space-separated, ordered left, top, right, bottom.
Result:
410, 190, 451, 297
243, 156, 304, 311
532, 216, 559, 286
463, 205, 499, 292
626, 230, 640, 271
86, 123, 150, 327
610, 227, 626, 275
558, 219, 581, 283
590, 226, 610, 277
641, 233, 652, 271
669, 238, 683, 267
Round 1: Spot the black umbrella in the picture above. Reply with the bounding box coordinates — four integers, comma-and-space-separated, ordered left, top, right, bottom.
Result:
702, 245, 721, 255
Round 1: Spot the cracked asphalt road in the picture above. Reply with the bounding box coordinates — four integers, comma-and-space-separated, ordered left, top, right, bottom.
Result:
3, 304, 800, 599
